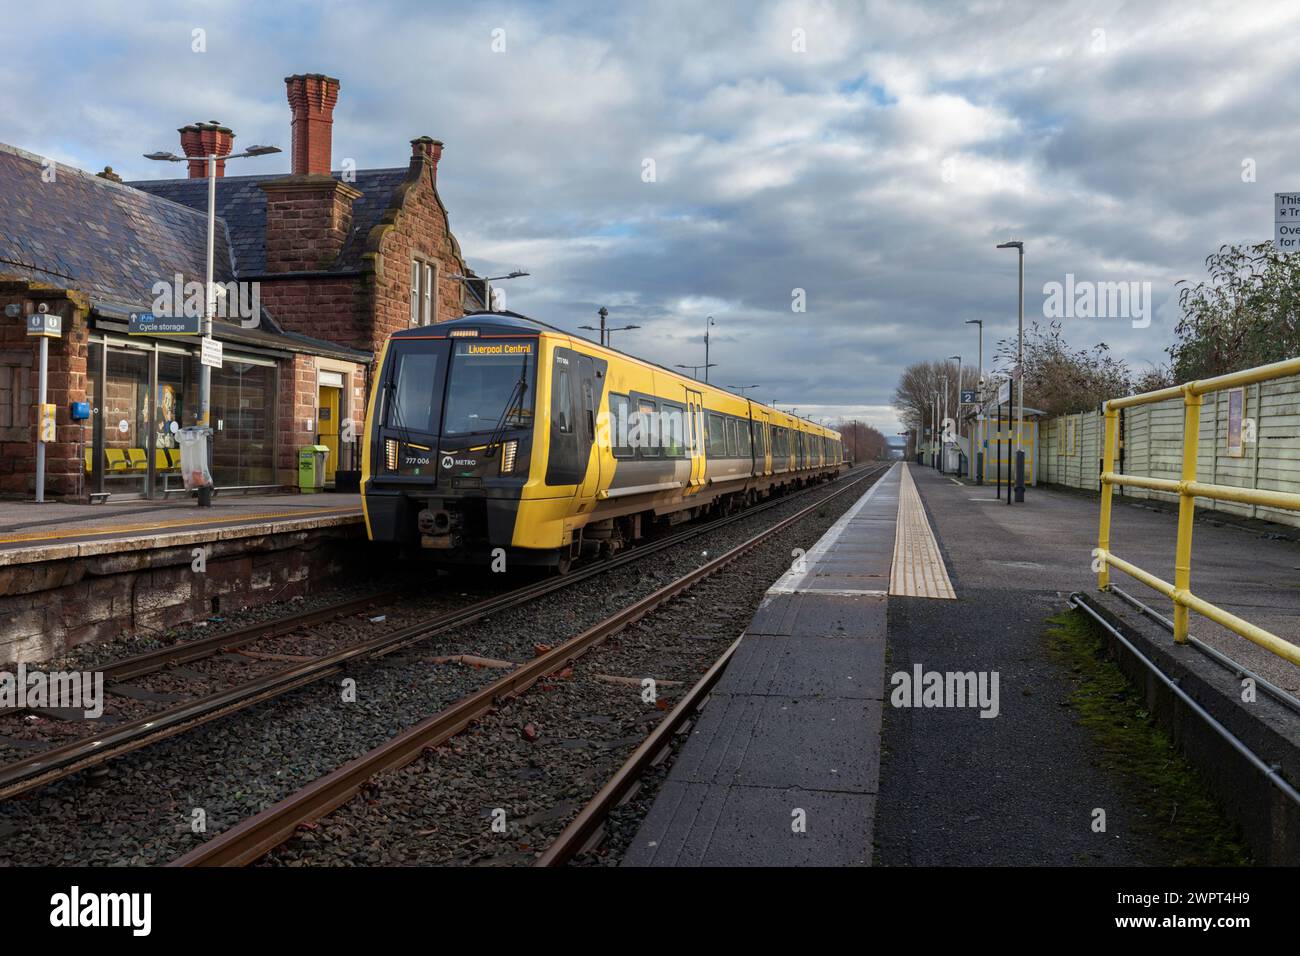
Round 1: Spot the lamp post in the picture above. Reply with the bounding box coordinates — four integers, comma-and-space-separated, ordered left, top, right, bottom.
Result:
145, 142, 280, 506
931, 391, 939, 469
996, 240, 1025, 502
449, 270, 529, 312
580, 306, 639, 347
704, 315, 715, 383
949, 355, 962, 476
965, 320, 983, 483
675, 363, 716, 380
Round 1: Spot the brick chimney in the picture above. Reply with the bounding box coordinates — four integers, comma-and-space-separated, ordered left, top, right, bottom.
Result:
261, 73, 357, 273
285, 73, 340, 176
179, 121, 235, 178
410, 136, 444, 184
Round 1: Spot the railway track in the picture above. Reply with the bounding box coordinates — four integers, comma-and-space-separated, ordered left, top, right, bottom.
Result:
169, 464, 887, 866
0, 465, 882, 805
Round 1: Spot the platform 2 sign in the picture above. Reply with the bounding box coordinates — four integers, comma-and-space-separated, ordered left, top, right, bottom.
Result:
129, 312, 201, 335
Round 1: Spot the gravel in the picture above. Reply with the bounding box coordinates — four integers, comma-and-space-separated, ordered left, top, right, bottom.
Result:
263, 468, 885, 866
0, 467, 880, 866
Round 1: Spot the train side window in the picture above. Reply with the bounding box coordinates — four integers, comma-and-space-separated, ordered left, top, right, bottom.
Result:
637, 398, 660, 457
739, 420, 752, 457
707, 412, 727, 457
552, 365, 573, 435
660, 402, 686, 458
610, 393, 633, 458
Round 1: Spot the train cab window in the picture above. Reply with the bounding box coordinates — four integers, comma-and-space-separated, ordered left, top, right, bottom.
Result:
637, 398, 660, 457
553, 368, 573, 435
707, 412, 727, 457
583, 381, 596, 440
610, 393, 633, 458
660, 402, 686, 458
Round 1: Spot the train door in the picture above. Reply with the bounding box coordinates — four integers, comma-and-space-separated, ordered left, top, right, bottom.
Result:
576, 353, 601, 500
756, 410, 770, 474
684, 388, 705, 488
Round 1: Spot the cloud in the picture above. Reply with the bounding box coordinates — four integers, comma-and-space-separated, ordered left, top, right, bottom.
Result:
1, 0, 1292, 432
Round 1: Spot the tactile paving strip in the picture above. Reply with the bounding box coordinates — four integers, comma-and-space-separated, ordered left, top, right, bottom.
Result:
889, 464, 955, 600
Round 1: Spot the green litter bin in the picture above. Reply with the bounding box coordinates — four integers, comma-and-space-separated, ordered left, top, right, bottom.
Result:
298, 444, 330, 493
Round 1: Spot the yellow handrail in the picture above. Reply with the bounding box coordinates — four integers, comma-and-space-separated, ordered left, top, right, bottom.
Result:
1097, 362, 1300, 668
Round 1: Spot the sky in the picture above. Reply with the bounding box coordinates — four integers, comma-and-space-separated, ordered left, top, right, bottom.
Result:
4, 0, 1298, 434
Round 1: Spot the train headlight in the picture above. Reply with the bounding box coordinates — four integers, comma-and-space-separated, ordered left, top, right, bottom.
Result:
385, 439, 399, 471
500, 439, 518, 475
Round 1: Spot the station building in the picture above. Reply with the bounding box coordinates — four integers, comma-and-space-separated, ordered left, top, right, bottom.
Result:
0, 73, 482, 500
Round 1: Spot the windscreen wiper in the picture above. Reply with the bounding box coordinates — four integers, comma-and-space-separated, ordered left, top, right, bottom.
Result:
485, 359, 529, 456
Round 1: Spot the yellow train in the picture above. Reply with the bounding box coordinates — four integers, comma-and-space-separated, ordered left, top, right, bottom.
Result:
362, 311, 842, 570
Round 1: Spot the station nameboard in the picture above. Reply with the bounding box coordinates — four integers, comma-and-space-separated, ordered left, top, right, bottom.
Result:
129, 312, 202, 335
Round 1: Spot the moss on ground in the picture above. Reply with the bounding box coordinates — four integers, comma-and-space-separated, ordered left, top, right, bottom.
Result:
1045, 609, 1252, 867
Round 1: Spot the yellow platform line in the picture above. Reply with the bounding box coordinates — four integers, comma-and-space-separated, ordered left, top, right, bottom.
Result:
889, 464, 955, 600
0, 508, 360, 545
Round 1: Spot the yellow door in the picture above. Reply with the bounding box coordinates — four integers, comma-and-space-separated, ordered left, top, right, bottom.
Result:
685, 388, 705, 490
319, 385, 341, 484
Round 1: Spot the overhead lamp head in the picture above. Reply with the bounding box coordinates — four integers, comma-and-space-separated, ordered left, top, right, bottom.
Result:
144, 151, 183, 162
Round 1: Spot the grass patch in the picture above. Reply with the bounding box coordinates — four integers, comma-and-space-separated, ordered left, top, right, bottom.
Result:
1045, 609, 1251, 867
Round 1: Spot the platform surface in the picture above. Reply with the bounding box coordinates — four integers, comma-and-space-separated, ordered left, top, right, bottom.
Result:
624, 465, 904, 866
0, 492, 361, 563
626, 461, 1300, 867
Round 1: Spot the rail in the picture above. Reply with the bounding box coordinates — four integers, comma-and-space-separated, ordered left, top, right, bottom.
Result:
1096, 355, 1300, 665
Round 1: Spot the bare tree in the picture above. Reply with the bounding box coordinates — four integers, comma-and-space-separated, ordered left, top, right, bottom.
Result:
838, 420, 888, 461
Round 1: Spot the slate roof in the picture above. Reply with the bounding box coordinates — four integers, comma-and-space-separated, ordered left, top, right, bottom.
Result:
0, 143, 236, 317
130, 167, 411, 275
0, 142, 370, 361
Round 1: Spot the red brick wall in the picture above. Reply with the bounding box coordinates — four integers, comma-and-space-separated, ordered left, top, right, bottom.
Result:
261, 177, 361, 274
277, 352, 318, 483
0, 293, 87, 498
254, 154, 468, 374
258, 275, 370, 351
372, 157, 466, 356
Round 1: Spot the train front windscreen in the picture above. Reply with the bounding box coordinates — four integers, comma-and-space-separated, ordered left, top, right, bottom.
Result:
377, 336, 536, 479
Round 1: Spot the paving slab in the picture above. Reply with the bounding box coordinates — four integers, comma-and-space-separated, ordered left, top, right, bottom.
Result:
624, 466, 899, 866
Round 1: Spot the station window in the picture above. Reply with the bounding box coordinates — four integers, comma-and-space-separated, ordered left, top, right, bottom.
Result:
411, 257, 438, 326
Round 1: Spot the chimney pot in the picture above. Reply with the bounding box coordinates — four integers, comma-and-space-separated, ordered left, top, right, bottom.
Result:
178, 121, 235, 178
285, 73, 341, 176
410, 136, 444, 183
